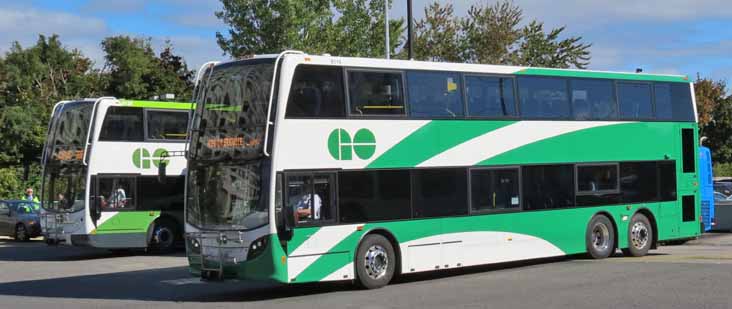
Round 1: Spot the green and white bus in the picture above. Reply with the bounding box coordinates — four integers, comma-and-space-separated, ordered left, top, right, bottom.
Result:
41, 97, 192, 251
184, 52, 700, 288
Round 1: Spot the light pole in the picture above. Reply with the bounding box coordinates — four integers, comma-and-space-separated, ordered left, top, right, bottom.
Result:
407, 0, 413, 60
385, 0, 390, 59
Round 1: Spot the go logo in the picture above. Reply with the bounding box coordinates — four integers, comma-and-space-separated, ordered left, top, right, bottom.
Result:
132, 148, 170, 169
328, 128, 376, 160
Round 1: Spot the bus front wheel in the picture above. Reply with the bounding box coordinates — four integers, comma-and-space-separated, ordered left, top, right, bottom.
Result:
621, 213, 652, 257
586, 215, 615, 259
355, 234, 396, 289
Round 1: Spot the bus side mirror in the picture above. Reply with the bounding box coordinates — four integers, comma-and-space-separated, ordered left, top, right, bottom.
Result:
157, 161, 167, 184
283, 204, 294, 232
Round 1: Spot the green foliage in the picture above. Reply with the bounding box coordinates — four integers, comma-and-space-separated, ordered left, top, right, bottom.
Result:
215, 0, 404, 58
411, 1, 591, 68
101, 37, 193, 100
0, 168, 21, 200
713, 163, 732, 178
695, 77, 732, 164
0, 35, 101, 173
0, 34, 194, 188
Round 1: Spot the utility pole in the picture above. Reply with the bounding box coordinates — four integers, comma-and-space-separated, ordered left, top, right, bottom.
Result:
407, 0, 413, 60
385, 0, 390, 59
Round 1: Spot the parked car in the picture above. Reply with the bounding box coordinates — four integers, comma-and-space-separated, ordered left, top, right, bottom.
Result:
713, 181, 732, 197
0, 200, 41, 241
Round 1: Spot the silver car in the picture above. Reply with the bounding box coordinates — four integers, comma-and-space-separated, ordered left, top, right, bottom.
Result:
0, 200, 41, 241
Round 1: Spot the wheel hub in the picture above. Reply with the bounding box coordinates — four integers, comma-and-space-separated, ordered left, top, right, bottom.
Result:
592, 223, 610, 251
155, 227, 173, 246
364, 245, 388, 280
630, 222, 649, 249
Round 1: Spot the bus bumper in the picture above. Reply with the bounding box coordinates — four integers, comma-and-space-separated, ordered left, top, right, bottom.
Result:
186, 233, 287, 283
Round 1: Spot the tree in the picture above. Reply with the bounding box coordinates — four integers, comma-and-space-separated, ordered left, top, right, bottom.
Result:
215, 0, 404, 58
0, 35, 101, 183
412, 1, 591, 68
695, 77, 726, 130
412, 2, 462, 62
696, 78, 732, 164
101, 36, 193, 100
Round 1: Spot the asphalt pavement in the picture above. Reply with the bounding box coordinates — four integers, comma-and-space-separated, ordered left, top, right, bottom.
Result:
0, 234, 731, 309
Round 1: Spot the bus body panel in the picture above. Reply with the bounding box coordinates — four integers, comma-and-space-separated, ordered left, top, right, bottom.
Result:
184, 54, 700, 284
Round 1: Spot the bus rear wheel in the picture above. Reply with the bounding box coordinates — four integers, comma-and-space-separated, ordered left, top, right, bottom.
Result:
355, 234, 395, 289
586, 215, 615, 259
621, 213, 652, 257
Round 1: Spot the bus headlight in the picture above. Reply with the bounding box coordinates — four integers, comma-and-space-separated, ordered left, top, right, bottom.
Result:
247, 235, 269, 260
187, 237, 201, 254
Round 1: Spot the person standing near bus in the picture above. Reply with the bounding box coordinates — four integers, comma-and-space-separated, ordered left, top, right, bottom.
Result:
22, 188, 40, 210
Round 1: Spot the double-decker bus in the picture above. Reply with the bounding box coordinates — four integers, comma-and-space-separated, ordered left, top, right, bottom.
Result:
184, 52, 700, 288
41, 97, 192, 251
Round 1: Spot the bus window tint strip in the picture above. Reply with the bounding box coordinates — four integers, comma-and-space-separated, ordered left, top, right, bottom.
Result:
522, 165, 575, 210
470, 168, 520, 212
286, 65, 346, 118
339, 170, 411, 223
465, 76, 516, 117
413, 168, 468, 218
407, 71, 464, 118
348, 70, 406, 116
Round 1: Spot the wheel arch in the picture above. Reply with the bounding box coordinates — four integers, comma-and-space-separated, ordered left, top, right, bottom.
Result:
356, 227, 403, 276
633, 208, 658, 250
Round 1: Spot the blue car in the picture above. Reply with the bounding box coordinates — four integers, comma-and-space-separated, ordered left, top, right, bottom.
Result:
0, 200, 41, 241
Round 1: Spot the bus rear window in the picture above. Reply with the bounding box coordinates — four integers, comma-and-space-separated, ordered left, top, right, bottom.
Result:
654, 83, 694, 122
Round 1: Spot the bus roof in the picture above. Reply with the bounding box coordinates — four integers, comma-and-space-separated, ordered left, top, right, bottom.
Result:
118, 99, 195, 110
267, 53, 690, 84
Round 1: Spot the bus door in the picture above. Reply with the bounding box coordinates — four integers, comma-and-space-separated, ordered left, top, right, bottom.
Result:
284, 172, 346, 283
677, 127, 700, 236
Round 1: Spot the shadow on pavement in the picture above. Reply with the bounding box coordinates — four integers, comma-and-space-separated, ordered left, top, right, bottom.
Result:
0, 239, 184, 261
0, 256, 576, 303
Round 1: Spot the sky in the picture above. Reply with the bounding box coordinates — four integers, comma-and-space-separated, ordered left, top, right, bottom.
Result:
2, 0, 731, 85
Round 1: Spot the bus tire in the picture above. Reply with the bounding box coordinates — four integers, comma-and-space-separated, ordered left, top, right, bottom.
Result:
586, 215, 615, 259
355, 234, 395, 289
149, 219, 178, 252
621, 213, 652, 257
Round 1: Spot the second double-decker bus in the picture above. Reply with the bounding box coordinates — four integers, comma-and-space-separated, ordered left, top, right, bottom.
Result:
41, 97, 192, 251
184, 52, 700, 288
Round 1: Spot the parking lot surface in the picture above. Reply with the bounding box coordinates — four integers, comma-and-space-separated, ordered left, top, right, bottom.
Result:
0, 234, 731, 309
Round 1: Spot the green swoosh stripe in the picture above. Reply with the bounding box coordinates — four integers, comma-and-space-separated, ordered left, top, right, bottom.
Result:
367, 120, 515, 169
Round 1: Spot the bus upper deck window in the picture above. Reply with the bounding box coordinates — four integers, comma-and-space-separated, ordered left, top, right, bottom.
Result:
348, 70, 405, 116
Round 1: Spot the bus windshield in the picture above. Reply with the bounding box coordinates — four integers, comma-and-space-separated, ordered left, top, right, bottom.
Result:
186, 59, 274, 230
41, 101, 93, 212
